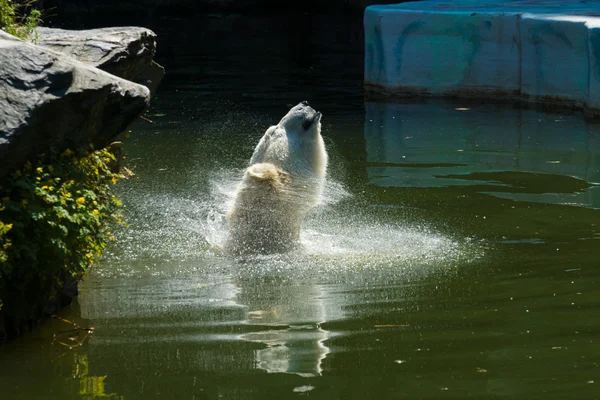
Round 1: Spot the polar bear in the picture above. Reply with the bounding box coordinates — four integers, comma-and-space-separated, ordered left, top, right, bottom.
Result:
225, 101, 328, 255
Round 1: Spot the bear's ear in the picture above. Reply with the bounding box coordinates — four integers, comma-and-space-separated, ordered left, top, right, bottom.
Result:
265, 125, 277, 137
246, 163, 281, 182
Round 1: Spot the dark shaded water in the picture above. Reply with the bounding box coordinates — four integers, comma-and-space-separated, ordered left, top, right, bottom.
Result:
1, 14, 600, 400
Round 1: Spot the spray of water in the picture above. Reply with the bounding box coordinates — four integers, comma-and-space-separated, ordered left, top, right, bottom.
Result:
98, 166, 482, 283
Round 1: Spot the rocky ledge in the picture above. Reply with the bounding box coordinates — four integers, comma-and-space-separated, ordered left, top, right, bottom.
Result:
0, 26, 164, 179
36, 27, 165, 95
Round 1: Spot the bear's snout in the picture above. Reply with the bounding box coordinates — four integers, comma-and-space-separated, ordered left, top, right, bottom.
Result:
278, 102, 322, 132
302, 111, 321, 131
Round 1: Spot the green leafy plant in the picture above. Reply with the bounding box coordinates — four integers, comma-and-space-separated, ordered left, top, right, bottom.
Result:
0, 146, 125, 321
0, 218, 11, 264
0, 0, 42, 40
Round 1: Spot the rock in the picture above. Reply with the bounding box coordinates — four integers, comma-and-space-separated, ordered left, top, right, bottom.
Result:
0, 29, 150, 179
35, 27, 165, 95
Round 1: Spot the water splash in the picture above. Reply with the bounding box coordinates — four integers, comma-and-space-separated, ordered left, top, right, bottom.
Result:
99, 167, 482, 282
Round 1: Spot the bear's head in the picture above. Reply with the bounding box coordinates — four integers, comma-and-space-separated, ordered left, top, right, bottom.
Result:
277, 101, 322, 138
249, 100, 328, 189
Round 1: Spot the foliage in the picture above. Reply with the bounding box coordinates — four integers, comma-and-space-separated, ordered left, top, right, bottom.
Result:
0, 217, 10, 264
0, 0, 42, 40
0, 146, 125, 318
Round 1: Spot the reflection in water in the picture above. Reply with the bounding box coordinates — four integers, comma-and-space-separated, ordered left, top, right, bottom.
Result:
79, 271, 340, 378
73, 353, 121, 399
365, 102, 600, 208
248, 326, 330, 377
237, 281, 340, 377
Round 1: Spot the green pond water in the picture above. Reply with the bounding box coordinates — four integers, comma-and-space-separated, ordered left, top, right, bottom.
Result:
1, 14, 600, 400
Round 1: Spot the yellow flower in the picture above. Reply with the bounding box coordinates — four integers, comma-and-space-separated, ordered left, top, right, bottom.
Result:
76, 197, 85, 205
111, 177, 117, 185
49, 186, 54, 192
92, 209, 99, 216
36, 177, 41, 181
42, 185, 49, 190
64, 193, 72, 198
5, 224, 12, 230
36, 167, 43, 173
93, 200, 98, 206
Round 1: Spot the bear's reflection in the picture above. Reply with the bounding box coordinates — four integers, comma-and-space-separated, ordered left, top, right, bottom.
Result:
234, 276, 344, 377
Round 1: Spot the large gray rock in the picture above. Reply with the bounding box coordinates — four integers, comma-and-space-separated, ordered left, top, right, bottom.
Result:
35, 27, 164, 95
0, 29, 150, 178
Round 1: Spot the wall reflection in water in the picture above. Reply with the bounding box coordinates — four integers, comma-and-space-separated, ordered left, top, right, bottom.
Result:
364, 102, 600, 208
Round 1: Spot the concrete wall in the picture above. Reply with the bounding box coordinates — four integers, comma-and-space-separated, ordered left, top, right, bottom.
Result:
364, 1, 600, 115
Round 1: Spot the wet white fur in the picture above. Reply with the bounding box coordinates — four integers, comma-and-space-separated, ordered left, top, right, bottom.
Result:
226, 103, 328, 254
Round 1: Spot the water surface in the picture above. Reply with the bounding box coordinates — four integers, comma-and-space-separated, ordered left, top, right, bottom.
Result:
1, 14, 599, 400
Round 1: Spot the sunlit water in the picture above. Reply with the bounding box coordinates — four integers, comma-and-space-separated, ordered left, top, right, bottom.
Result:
1, 14, 599, 400
106, 167, 476, 278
